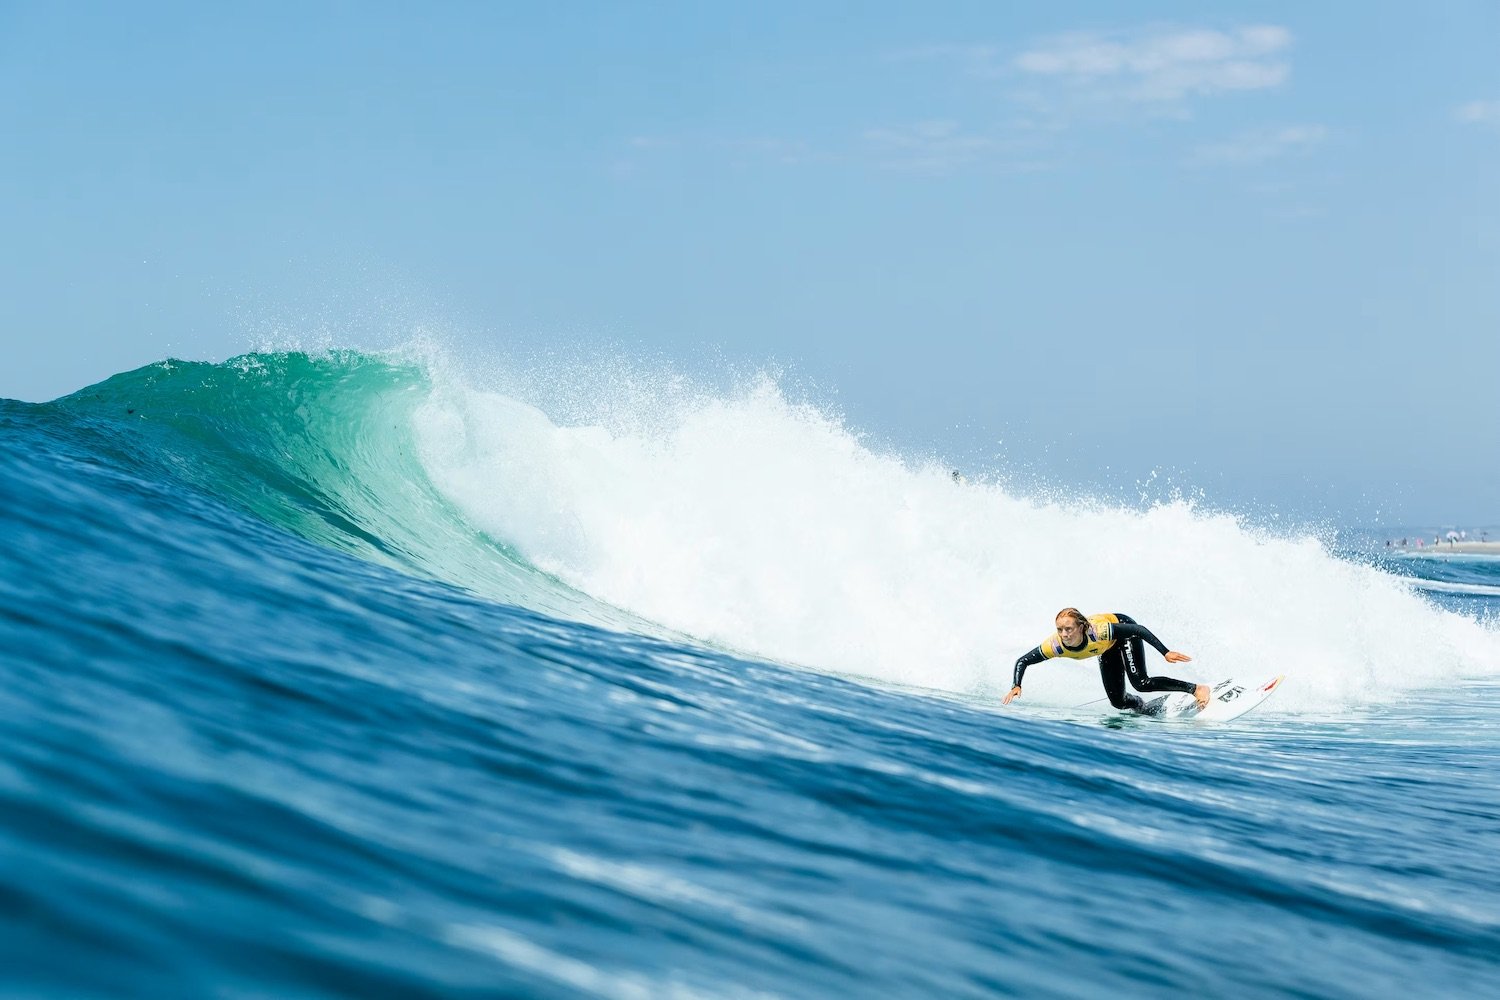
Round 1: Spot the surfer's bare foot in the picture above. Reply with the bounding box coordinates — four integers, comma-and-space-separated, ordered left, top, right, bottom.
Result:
1194, 684, 1210, 711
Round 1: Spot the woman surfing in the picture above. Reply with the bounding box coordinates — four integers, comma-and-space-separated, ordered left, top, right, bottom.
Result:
1004, 608, 1209, 714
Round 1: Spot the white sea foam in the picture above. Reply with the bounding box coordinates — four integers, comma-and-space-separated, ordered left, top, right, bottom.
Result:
410, 358, 1500, 713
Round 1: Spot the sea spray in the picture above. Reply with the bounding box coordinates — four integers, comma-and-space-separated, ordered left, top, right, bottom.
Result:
410, 356, 1500, 710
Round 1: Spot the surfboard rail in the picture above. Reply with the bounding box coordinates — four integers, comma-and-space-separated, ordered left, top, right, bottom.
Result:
1141, 674, 1285, 722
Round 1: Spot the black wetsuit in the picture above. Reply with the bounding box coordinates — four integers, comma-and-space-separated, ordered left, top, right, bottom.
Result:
1012, 613, 1198, 713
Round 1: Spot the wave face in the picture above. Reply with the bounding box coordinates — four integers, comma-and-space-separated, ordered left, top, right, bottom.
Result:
4, 350, 1500, 998
35, 351, 647, 630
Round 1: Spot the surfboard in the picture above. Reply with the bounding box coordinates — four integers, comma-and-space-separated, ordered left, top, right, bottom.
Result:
1140, 675, 1285, 722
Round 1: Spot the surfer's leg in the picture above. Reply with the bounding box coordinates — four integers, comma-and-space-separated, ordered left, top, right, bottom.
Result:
1097, 647, 1145, 712
1121, 636, 1197, 696
1120, 638, 1210, 708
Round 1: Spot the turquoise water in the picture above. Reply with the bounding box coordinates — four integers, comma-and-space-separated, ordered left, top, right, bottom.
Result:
3, 353, 1498, 998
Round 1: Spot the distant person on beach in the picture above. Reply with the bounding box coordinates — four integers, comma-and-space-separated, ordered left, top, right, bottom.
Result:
1004, 609, 1208, 713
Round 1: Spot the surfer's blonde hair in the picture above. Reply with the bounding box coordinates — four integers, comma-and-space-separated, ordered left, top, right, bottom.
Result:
1055, 608, 1089, 630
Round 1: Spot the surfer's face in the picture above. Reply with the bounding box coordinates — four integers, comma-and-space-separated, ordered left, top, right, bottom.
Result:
1056, 618, 1084, 645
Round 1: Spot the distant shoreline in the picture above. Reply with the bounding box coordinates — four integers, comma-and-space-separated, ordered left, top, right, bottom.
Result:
1390, 540, 1500, 555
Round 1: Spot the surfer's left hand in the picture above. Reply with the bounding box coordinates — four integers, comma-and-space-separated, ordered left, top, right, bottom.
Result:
1164, 650, 1192, 663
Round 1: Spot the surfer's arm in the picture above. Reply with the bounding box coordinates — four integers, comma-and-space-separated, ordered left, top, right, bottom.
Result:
1111, 622, 1171, 657
1113, 622, 1192, 664
1008, 646, 1046, 697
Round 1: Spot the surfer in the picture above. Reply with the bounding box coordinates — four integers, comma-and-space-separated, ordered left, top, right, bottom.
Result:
1003, 609, 1209, 713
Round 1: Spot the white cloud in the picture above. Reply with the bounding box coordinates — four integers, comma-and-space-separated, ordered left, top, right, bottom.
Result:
625, 25, 1302, 179
1190, 125, 1327, 165
1455, 100, 1500, 125
1015, 24, 1292, 103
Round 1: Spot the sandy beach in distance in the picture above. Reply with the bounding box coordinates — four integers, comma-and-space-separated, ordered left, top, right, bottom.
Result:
1392, 540, 1500, 555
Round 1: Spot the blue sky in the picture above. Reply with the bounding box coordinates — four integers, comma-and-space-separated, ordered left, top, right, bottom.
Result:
2, 2, 1497, 523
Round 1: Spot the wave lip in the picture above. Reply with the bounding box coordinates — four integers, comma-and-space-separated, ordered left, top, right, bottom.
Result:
38, 351, 640, 629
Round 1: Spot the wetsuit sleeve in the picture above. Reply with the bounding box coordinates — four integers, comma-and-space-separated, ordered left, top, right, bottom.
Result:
1111, 622, 1171, 657
1013, 647, 1046, 688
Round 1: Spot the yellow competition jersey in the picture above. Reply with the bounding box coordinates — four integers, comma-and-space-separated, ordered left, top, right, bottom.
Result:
1039, 614, 1121, 660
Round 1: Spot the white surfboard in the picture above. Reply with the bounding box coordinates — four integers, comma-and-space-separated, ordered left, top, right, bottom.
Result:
1140, 675, 1285, 722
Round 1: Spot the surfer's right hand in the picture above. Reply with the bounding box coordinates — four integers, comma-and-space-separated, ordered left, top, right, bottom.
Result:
1003, 685, 1022, 705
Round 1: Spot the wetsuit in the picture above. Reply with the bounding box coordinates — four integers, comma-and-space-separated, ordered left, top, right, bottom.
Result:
1012, 613, 1197, 713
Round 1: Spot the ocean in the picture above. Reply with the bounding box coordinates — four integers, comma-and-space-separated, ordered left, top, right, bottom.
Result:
3, 350, 1498, 999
